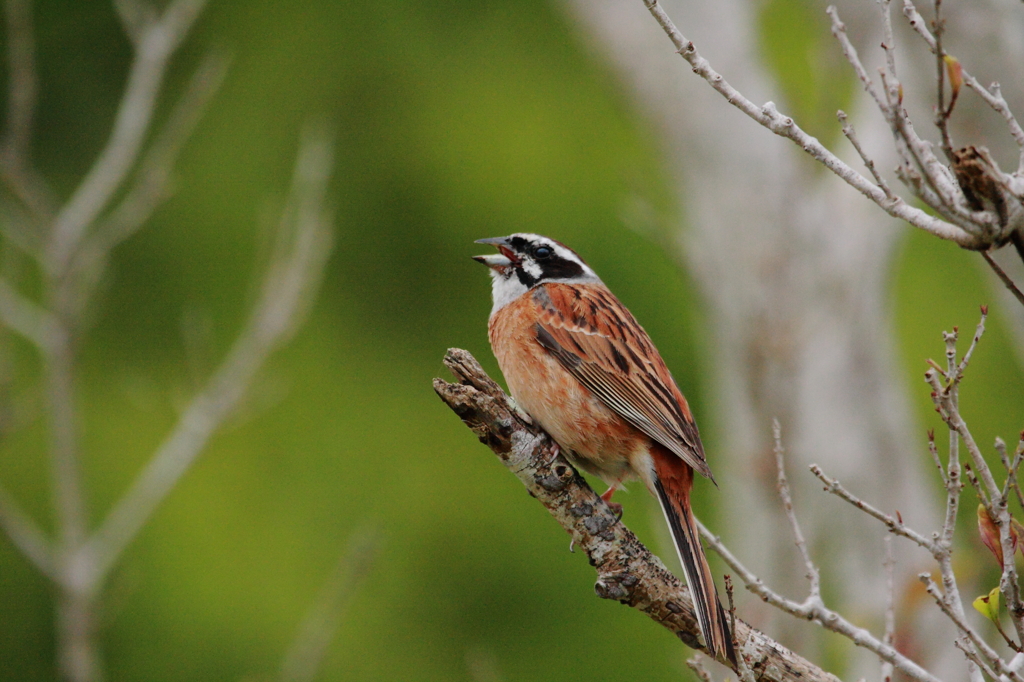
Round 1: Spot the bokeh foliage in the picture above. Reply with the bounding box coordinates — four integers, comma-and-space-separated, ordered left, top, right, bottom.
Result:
0, 1, 1021, 681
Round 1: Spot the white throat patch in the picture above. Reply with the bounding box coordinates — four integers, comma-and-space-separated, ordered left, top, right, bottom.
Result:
488, 269, 529, 316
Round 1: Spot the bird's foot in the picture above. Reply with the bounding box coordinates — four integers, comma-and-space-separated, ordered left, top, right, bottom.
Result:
600, 486, 624, 520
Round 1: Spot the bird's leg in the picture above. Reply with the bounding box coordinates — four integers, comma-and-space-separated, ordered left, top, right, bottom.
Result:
600, 482, 624, 519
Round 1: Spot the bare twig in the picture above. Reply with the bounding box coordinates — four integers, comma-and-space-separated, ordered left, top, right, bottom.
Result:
931, 0, 955, 161
81, 127, 335, 590
902, 0, 1024, 172
773, 420, 819, 600
0, 480, 55, 579
950, 307, 987, 385
45, 0, 208, 275
0, 276, 53, 348
982, 252, 1024, 308
927, 430, 945, 482
639, 0, 985, 249
90, 49, 230, 257
89, 49, 229, 258
838, 111, 894, 199
809, 465, 938, 553
1004, 435, 1024, 511
696, 518, 940, 682
826, 7, 887, 115
59, 49, 231, 318
0, 0, 54, 225
1, 0, 35, 164
881, 537, 896, 682
279, 527, 380, 682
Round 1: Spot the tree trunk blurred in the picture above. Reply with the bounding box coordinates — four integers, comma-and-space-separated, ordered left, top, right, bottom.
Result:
558, 0, 957, 674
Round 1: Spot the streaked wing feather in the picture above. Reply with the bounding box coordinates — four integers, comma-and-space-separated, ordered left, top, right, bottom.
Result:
533, 283, 712, 479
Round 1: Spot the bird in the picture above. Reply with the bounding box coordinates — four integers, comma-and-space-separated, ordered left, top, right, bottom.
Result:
474, 233, 735, 665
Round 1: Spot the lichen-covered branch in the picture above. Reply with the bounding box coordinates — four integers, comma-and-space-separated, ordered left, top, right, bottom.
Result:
434, 348, 840, 682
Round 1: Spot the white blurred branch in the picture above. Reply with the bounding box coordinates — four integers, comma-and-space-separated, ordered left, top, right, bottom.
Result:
280, 527, 379, 682
0, 0, 55, 226
45, 0, 207, 276
0, 2, 338, 680
0, 276, 53, 347
82, 126, 335, 588
0, 480, 55, 579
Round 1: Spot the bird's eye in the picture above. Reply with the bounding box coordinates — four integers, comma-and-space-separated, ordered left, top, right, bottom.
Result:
533, 246, 552, 259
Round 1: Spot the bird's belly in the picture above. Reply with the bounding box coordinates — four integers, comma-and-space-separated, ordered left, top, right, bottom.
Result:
489, 304, 647, 484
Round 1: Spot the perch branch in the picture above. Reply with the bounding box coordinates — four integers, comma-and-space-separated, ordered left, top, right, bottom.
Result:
435, 348, 841, 682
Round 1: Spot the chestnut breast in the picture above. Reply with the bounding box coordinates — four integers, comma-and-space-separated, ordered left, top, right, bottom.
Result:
488, 291, 647, 481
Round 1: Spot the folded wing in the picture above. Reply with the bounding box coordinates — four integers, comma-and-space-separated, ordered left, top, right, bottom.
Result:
532, 283, 712, 480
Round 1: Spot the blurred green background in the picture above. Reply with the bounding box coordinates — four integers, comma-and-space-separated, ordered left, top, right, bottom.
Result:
1, 0, 1022, 680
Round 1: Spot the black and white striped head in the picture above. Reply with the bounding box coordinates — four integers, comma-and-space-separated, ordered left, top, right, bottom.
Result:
474, 233, 600, 313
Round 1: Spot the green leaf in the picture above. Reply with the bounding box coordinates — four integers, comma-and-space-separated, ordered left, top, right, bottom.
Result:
973, 587, 1001, 622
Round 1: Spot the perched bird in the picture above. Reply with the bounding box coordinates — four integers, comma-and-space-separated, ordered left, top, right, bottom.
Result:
474, 233, 735, 664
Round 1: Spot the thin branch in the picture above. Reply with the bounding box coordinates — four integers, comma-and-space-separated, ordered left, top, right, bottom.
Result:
982, 252, 1024, 308
279, 527, 380, 682
90, 49, 230, 256
879, 0, 899, 98
950, 307, 987, 386
881, 537, 896, 682
0, 480, 55, 579
45, 0, 208, 276
956, 638, 1008, 682
1, 0, 36, 164
112, 0, 155, 46
697, 518, 940, 682
0, 0, 56, 225
638, 0, 984, 249
61, 49, 230, 318
0, 276, 53, 348
79, 126, 335, 592
920, 574, 1024, 682
932, 0, 955, 161
927, 430, 946, 483
809, 464, 939, 553
826, 7, 887, 116
902, 0, 1024, 173
1005, 435, 1024, 511
773, 420, 820, 600
838, 111, 894, 199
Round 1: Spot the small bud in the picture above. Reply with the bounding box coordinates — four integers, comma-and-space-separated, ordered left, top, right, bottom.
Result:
897, 84, 904, 105
944, 55, 963, 102
973, 587, 1001, 623
896, 510, 903, 524
980, 304, 989, 316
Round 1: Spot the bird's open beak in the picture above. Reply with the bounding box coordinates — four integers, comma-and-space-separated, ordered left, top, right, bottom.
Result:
473, 236, 516, 270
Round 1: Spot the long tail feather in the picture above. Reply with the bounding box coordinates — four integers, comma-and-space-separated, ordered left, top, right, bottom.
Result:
652, 454, 736, 665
